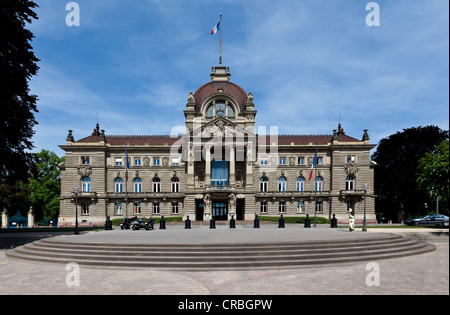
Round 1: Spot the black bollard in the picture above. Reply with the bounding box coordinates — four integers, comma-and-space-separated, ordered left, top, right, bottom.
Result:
230, 214, 236, 229
210, 218, 216, 229
159, 216, 166, 230
304, 214, 311, 228
330, 214, 338, 228
105, 216, 112, 231
279, 214, 285, 228
185, 215, 191, 229
254, 214, 260, 229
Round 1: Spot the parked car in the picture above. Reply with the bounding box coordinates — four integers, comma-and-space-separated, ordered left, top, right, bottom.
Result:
404, 214, 449, 227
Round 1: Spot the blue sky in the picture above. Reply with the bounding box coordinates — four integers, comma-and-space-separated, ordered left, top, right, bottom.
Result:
27, 0, 449, 157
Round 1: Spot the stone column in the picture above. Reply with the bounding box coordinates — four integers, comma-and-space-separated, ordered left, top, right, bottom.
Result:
205, 146, 211, 187
28, 206, 35, 228
246, 144, 254, 188
1, 209, 8, 229
229, 146, 235, 187
187, 143, 194, 189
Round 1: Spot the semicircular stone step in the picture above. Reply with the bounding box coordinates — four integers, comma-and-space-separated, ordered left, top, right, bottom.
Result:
5, 234, 436, 271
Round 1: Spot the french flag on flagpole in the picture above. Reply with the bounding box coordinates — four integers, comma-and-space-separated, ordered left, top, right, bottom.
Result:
211, 21, 220, 34
125, 146, 129, 181
309, 150, 317, 180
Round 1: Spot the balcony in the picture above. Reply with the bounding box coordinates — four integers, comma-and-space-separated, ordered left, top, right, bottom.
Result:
106, 192, 185, 201
71, 192, 97, 202
255, 191, 330, 199
339, 190, 365, 200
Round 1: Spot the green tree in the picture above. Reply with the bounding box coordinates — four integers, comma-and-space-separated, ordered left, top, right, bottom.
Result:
0, 0, 39, 181
417, 140, 449, 205
27, 150, 64, 220
372, 126, 449, 222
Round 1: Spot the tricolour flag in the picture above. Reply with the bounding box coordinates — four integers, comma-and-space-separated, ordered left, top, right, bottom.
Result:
309, 150, 317, 180
211, 21, 220, 34
125, 146, 129, 181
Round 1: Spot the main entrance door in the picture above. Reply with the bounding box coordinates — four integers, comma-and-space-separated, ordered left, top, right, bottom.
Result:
212, 202, 228, 220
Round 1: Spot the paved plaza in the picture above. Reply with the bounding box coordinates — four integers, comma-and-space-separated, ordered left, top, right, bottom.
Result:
0, 225, 448, 295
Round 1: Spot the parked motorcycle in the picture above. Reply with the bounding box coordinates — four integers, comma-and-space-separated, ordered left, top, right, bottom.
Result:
120, 218, 131, 230
131, 217, 146, 230
145, 218, 155, 230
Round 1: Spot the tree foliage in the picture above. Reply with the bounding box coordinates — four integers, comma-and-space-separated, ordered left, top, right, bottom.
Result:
416, 140, 449, 202
27, 150, 64, 220
372, 126, 449, 221
0, 0, 39, 182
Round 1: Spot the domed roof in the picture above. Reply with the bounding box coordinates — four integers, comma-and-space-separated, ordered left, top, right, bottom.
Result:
193, 80, 248, 112
193, 66, 248, 112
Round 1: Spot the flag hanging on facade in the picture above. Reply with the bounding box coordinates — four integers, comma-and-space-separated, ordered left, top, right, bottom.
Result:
125, 146, 129, 181
309, 149, 317, 180
211, 21, 220, 34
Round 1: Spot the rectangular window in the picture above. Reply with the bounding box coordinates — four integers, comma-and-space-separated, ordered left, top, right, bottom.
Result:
279, 157, 286, 165
115, 203, 122, 215
153, 202, 160, 214
82, 204, 89, 215
115, 158, 122, 166
260, 158, 268, 165
260, 202, 267, 213
316, 201, 323, 213
297, 201, 304, 213
347, 155, 356, 164
153, 157, 160, 166
279, 201, 286, 213
172, 157, 179, 166
317, 157, 323, 165
134, 157, 141, 166
134, 203, 141, 214
172, 202, 179, 214
81, 156, 91, 165
298, 157, 305, 165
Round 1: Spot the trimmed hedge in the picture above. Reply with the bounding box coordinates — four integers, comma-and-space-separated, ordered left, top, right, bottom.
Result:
111, 216, 183, 226
258, 216, 330, 224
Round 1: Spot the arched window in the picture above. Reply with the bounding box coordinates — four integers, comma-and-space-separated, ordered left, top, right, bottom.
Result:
134, 178, 142, 193
171, 177, 180, 193
260, 177, 268, 192
296, 177, 305, 192
152, 177, 161, 193
82, 177, 91, 192
205, 101, 236, 120
315, 177, 324, 192
115, 178, 123, 193
346, 175, 355, 191
278, 177, 287, 192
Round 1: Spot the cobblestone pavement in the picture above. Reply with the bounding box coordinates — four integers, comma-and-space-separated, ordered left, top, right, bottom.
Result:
0, 228, 448, 295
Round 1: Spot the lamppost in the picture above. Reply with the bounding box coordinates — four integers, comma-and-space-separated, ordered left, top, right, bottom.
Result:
362, 183, 368, 232
74, 186, 80, 235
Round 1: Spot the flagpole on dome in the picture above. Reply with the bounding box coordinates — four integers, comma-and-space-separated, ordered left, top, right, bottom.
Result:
219, 13, 223, 65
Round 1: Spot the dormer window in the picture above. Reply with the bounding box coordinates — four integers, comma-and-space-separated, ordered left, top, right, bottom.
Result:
205, 100, 235, 121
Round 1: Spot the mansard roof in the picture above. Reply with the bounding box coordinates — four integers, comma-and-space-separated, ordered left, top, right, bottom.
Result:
76, 135, 181, 146
75, 133, 360, 146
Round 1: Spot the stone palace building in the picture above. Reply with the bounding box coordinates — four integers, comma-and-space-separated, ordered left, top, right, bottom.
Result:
58, 65, 376, 227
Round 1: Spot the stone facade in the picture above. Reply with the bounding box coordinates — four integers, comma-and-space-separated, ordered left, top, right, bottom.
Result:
58, 65, 376, 227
